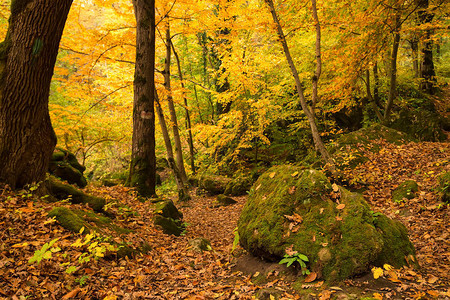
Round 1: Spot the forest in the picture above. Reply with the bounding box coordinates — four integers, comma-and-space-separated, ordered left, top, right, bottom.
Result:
0, 0, 449, 298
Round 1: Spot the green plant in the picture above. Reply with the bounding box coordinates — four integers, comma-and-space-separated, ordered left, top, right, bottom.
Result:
75, 275, 90, 287
279, 252, 310, 275
29, 238, 60, 264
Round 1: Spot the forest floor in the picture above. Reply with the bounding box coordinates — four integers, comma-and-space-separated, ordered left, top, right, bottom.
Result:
0, 139, 449, 300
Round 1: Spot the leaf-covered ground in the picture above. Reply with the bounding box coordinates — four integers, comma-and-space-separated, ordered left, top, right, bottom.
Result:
0, 140, 449, 299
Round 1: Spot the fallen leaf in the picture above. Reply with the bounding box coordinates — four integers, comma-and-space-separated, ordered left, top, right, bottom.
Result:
304, 272, 317, 283
269, 172, 276, 178
288, 186, 296, 194
332, 183, 339, 192
62, 287, 81, 299
336, 204, 345, 210
372, 267, 384, 279
373, 292, 383, 300
291, 171, 299, 177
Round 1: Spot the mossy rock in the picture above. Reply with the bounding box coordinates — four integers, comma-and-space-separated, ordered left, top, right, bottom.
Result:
328, 124, 413, 170
197, 174, 232, 195
224, 176, 252, 196
153, 200, 184, 236
48, 178, 105, 211
238, 165, 416, 282
48, 207, 89, 233
153, 215, 183, 236
389, 106, 447, 142
212, 194, 237, 208
156, 157, 169, 171
49, 148, 87, 188
188, 237, 212, 252
392, 180, 419, 203
437, 172, 450, 203
153, 200, 183, 220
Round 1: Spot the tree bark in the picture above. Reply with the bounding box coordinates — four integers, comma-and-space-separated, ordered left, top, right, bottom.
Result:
171, 41, 196, 175
417, 0, 435, 94
163, 24, 189, 185
130, 0, 156, 197
265, 0, 335, 171
0, 0, 73, 189
383, 14, 401, 123
155, 91, 190, 201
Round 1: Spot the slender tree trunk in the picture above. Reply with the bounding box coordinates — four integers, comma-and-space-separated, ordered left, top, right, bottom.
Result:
0, 0, 73, 189
311, 0, 321, 116
383, 14, 401, 123
373, 63, 381, 108
130, 0, 156, 197
364, 70, 383, 121
155, 91, 190, 201
163, 24, 189, 186
410, 37, 420, 78
171, 41, 196, 174
265, 0, 335, 170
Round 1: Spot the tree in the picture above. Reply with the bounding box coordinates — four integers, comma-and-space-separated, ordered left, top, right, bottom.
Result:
129, 0, 157, 197
0, 0, 73, 189
265, 0, 335, 170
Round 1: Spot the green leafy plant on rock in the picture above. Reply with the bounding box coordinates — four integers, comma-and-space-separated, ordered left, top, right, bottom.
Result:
279, 249, 310, 275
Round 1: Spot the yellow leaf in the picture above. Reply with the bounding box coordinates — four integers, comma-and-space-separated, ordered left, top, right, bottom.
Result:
383, 264, 393, 271
373, 292, 383, 300
332, 183, 339, 192
12, 242, 29, 248
291, 171, 299, 177
371, 267, 384, 279
269, 172, 276, 178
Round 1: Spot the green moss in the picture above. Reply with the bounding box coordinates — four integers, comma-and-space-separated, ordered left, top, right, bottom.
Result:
197, 174, 231, 195
154, 200, 183, 220
327, 124, 413, 170
224, 176, 252, 196
373, 214, 416, 268
153, 215, 182, 236
48, 207, 88, 233
238, 166, 416, 282
48, 178, 105, 211
129, 157, 156, 197
392, 180, 419, 203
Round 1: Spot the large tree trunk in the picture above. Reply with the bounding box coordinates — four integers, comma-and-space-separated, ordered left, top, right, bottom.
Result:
265, 0, 335, 171
130, 0, 156, 197
0, 0, 73, 189
163, 25, 189, 185
417, 0, 435, 94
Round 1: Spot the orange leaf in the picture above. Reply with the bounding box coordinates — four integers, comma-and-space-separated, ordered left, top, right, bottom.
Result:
304, 272, 317, 283
62, 288, 81, 299
336, 204, 345, 210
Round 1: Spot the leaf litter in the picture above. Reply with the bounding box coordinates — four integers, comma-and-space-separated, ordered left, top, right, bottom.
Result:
0, 141, 449, 299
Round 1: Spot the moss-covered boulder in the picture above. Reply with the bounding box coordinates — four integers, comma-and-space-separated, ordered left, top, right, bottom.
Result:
238, 165, 416, 282
48, 178, 105, 211
212, 194, 237, 208
389, 103, 447, 142
196, 174, 232, 195
327, 124, 413, 169
49, 148, 87, 188
392, 180, 419, 203
437, 172, 450, 203
225, 176, 252, 196
153, 200, 184, 236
